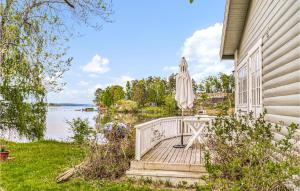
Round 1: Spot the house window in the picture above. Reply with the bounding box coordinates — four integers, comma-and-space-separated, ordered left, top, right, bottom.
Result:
236, 39, 262, 116
238, 64, 248, 105
250, 49, 262, 106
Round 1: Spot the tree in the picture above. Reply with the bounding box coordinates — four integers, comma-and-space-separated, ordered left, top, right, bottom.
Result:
0, 1, 112, 139
164, 93, 177, 113
192, 79, 198, 93
94, 85, 125, 109
109, 85, 125, 105
167, 73, 176, 94
125, 81, 132, 100
146, 77, 166, 106
219, 73, 234, 93
94, 88, 104, 107
132, 80, 147, 106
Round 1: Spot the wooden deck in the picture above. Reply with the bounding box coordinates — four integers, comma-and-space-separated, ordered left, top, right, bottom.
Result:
126, 136, 207, 186
141, 136, 204, 165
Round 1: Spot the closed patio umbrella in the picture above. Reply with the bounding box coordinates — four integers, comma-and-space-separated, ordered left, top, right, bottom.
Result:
173, 57, 195, 148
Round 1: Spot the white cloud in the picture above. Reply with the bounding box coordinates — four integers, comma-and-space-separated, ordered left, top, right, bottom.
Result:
181, 23, 233, 82
163, 66, 178, 73
110, 75, 135, 87
88, 83, 104, 95
78, 80, 89, 86
82, 54, 110, 74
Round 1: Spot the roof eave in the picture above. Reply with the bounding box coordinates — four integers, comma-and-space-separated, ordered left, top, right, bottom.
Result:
220, 0, 231, 59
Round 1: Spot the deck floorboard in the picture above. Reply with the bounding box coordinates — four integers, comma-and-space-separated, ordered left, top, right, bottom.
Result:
141, 136, 204, 165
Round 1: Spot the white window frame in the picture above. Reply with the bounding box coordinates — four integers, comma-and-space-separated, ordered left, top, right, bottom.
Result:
247, 39, 263, 116
236, 39, 263, 116
237, 58, 248, 107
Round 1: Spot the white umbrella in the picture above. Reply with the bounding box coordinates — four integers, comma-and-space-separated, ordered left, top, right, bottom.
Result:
174, 57, 195, 148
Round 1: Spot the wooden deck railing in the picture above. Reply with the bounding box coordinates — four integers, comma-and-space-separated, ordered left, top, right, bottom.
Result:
134, 116, 215, 160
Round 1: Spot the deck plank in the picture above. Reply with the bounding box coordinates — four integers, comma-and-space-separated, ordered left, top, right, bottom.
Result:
155, 138, 177, 162
195, 143, 201, 164
148, 140, 171, 161
191, 145, 197, 164
140, 136, 203, 166
184, 148, 190, 164
143, 138, 172, 161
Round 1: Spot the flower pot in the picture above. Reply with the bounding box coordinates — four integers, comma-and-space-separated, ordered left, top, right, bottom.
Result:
0, 151, 9, 161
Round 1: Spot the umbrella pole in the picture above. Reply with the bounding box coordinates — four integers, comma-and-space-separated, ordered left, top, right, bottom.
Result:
173, 108, 186, 148
181, 108, 184, 145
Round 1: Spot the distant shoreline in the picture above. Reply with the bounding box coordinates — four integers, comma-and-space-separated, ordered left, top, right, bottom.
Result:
48, 103, 95, 107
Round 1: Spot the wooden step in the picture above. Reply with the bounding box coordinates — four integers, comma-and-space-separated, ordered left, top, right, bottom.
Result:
126, 169, 207, 186
130, 160, 206, 172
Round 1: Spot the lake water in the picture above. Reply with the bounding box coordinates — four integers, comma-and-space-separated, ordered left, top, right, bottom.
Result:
2, 106, 165, 142
45, 106, 98, 141
1, 106, 99, 142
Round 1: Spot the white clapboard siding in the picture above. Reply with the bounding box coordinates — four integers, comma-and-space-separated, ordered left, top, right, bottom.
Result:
263, 70, 300, 90
263, 58, 300, 82
265, 114, 300, 127
236, 0, 300, 129
264, 106, 300, 118
263, 82, 300, 98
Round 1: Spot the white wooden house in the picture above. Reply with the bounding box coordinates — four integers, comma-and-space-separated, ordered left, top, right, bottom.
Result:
220, 0, 300, 150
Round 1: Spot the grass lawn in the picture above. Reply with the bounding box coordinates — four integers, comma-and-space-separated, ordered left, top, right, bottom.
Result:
0, 140, 175, 191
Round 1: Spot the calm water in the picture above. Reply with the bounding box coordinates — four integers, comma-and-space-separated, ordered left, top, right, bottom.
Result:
2, 106, 170, 142
46, 106, 98, 141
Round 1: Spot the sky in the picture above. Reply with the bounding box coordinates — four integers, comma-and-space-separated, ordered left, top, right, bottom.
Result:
47, 0, 233, 104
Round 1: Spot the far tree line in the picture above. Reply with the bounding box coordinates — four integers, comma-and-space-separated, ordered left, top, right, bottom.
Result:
94, 72, 235, 113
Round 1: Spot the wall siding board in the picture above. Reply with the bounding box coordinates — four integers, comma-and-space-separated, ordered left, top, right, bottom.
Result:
236, 0, 300, 128
263, 58, 300, 82
239, 0, 283, 61
265, 114, 300, 127
263, 35, 300, 67
265, 106, 300, 118
263, 70, 300, 90
263, 20, 300, 58
263, 82, 300, 98
238, 0, 298, 63
264, 94, 300, 106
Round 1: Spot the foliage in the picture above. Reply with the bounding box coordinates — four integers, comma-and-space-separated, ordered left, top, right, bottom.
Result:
68, 118, 93, 144
126, 81, 132, 100
94, 73, 180, 114
145, 77, 167, 106
0, 0, 112, 139
132, 79, 147, 106
94, 73, 233, 115
80, 121, 135, 179
164, 94, 177, 113
198, 73, 234, 93
94, 85, 125, 108
116, 99, 138, 112
203, 112, 300, 190
167, 73, 176, 94
142, 106, 167, 114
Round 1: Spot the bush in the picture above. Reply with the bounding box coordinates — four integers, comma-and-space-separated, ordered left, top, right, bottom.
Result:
68, 118, 93, 144
202, 112, 300, 190
116, 100, 138, 112
142, 106, 165, 114
80, 121, 135, 179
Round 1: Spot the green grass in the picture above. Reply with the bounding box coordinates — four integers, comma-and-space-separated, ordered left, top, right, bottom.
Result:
0, 140, 175, 191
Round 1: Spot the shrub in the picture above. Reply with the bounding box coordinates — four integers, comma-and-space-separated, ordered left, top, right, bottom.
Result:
203, 112, 300, 190
116, 100, 138, 112
142, 106, 165, 114
67, 118, 93, 144
80, 121, 135, 179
